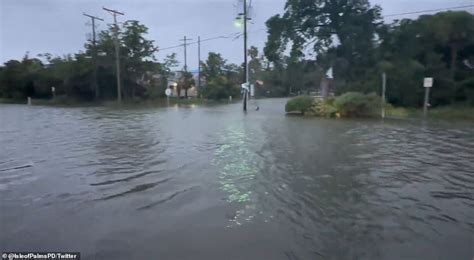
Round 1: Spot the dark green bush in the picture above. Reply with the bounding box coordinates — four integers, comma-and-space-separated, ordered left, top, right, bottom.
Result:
333, 92, 381, 117
285, 96, 314, 114
313, 97, 338, 117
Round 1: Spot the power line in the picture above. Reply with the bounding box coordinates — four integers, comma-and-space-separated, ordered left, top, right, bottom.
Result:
198, 36, 201, 89
158, 4, 474, 54
179, 36, 193, 72
384, 4, 474, 17
158, 32, 243, 51
83, 13, 104, 99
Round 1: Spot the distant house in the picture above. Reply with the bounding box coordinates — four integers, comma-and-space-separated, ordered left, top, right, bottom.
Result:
167, 71, 198, 98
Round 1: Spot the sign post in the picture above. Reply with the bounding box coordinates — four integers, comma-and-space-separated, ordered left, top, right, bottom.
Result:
241, 83, 249, 111
423, 77, 433, 116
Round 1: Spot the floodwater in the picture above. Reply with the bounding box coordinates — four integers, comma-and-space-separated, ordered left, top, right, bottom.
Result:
1, 99, 473, 259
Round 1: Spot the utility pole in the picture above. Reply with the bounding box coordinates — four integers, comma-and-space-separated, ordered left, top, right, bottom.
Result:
83, 13, 104, 100
423, 87, 431, 116
179, 36, 193, 72
242, 0, 250, 111
381, 72, 386, 119
243, 0, 248, 85
103, 7, 124, 102
198, 36, 201, 90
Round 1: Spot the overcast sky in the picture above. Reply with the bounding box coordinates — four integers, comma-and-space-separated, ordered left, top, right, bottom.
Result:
1, 0, 473, 70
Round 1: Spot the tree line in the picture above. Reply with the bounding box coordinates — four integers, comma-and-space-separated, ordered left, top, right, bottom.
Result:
0, 21, 163, 101
262, 1, 474, 107
1, 1, 473, 107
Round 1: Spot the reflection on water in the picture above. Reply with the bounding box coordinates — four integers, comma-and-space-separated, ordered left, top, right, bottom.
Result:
214, 126, 256, 203
1, 100, 473, 259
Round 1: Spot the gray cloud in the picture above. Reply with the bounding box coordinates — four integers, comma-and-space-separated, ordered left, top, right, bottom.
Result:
1, 0, 473, 70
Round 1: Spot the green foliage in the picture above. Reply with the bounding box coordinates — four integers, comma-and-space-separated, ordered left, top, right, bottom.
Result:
263, 6, 474, 107
460, 78, 474, 105
0, 21, 161, 102
385, 104, 474, 121
265, 0, 381, 73
179, 71, 195, 98
162, 53, 179, 75
202, 76, 239, 100
201, 52, 227, 80
370, 11, 474, 107
313, 97, 338, 117
333, 92, 381, 117
312, 92, 381, 117
1, 6, 473, 109
200, 52, 241, 100
0, 55, 68, 100
285, 96, 314, 114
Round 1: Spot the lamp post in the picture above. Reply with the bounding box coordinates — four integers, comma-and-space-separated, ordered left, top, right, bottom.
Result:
235, 0, 251, 111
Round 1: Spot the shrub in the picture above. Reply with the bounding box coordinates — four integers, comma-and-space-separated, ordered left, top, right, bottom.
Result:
202, 76, 239, 100
285, 96, 314, 114
333, 92, 381, 117
313, 97, 338, 117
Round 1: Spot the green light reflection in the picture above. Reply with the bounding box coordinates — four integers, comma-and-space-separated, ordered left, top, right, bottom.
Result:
213, 127, 257, 204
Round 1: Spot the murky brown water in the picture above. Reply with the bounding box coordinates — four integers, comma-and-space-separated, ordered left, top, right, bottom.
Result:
1, 99, 473, 259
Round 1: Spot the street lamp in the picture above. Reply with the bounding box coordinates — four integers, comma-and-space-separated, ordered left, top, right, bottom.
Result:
234, 17, 243, 28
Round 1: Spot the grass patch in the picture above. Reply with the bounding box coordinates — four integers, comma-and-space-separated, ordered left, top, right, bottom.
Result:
385, 105, 474, 121
0, 98, 24, 104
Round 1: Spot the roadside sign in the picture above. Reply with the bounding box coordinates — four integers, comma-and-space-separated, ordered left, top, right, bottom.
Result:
326, 67, 334, 79
424, 77, 433, 88
165, 88, 172, 96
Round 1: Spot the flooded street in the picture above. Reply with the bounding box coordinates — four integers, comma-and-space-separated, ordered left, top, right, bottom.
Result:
1, 99, 473, 259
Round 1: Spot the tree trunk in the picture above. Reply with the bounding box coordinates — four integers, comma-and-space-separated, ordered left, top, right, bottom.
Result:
451, 44, 458, 78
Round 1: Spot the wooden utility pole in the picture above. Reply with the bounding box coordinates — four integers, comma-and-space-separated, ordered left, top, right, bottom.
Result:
103, 7, 124, 102
83, 13, 104, 99
243, 0, 248, 85
242, 0, 250, 111
382, 72, 386, 119
179, 36, 193, 72
198, 36, 201, 90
